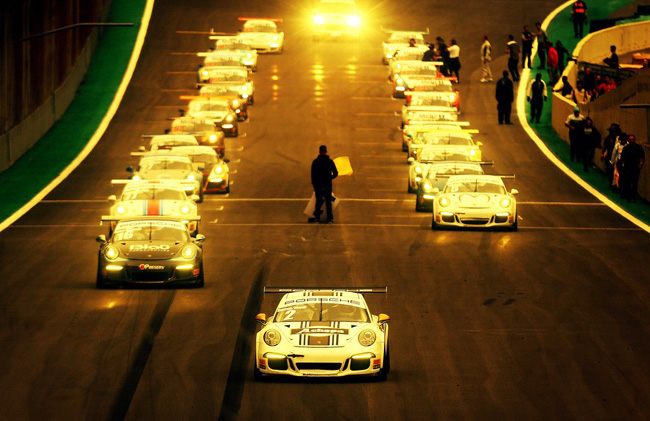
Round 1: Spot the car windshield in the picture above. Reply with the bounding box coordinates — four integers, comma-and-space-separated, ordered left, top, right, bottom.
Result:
319, 3, 357, 14
446, 180, 506, 194
203, 85, 239, 96
210, 73, 247, 82
152, 140, 196, 150
427, 166, 482, 177
193, 102, 229, 112
419, 150, 471, 162
394, 50, 424, 60
121, 187, 187, 201
412, 97, 450, 107
418, 134, 473, 146
274, 301, 369, 322
187, 154, 217, 164
112, 221, 189, 242
244, 22, 277, 32
141, 159, 192, 171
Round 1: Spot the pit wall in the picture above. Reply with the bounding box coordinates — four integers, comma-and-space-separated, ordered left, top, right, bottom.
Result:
551, 20, 650, 198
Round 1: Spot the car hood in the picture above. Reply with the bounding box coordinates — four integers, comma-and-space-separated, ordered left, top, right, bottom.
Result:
451, 193, 502, 209
139, 169, 192, 180
114, 241, 184, 260
189, 111, 228, 122
275, 321, 368, 347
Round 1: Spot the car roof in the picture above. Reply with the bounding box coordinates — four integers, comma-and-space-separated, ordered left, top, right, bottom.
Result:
447, 174, 505, 184
170, 145, 217, 155
123, 181, 186, 191
278, 290, 367, 307
140, 154, 192, 163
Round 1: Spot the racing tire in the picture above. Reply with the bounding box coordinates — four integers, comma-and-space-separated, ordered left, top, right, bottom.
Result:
377, 343, 390, 381
252, 66, 257, 73
194, 264, 205, 288
510, 217, 518, 232
407, 182, 417, 194
431, 218, 440, 230
223, 185, 230, 194
198, 188, 204, 203
249, 96, 254, 105
402, 143, 408, 152
254, 367, 264, 381
415, 199, 425, 213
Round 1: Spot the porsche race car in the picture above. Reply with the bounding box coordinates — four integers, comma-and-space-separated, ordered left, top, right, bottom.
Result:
393, 76, 454, 99
199, 51, 249, 70
432, 175, 518, 230
406, 129, 483, 162
401, 105, 458, 129
414, 162, 485, 212
96, 217, 204, 288
127, 154, 204, 201
402, 122, 470, 151
208, 36, 258, 71
238, 18, 284, 53
255, 288, 390, 379
382, 29, 428, 64
170, 116, 226, 155
169, 145, 230, 194
406, 91, 460, 112
389, 60, 440, 82
407, 147, 476, 193
197, 67, 254, 104
186, 98, 238, 137
198, 85, 248, 120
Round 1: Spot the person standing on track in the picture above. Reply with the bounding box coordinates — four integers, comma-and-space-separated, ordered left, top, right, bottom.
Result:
496, 71, 514, 125
564, 106, 586, 164
308, 145, 338, 224
619, 134, 645, 202
571, 0, 588, 38
535, 22, 548, 69
480, 35, 493, 82
506, 35, 520, 81
521, 25, 534, 69
448, 39, 461, 83
601, 123, 621, 187
422, 43, 435, 61
527, 72, 547, 123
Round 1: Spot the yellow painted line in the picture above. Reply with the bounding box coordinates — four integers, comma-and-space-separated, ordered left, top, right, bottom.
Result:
0, 0, 156, 234
517, 0, 650, 235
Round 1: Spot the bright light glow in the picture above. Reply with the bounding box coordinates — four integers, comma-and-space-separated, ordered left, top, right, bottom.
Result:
470, 150, 476, 156
202, 70, 208, 76
209, 134, 217, 141
424, 182, 432, 190
397, 78, 403, 85
449, 94, 456, 101
314, 15, 324, 24
415, 166, 422, 173
247, 53, 252, 58
104, 246, 119, 260
209, 178, 223, 183
358, 329, 376, 346
264, 352, 285, 359
415, 177, 421, 181
439, 197, 450, 207
106, 265, 123, 271
180, 204, 190, 214
223, 124, 233, 129
176, 264, 193, 270
226, 115, 233, 122
132, 175, 141, 181
181, 245, 196, 259
232, 100, 239, 107
496, 212, 509, 217
116, 205, 127, 215
423, 194, 435, 199
272, 35, 278, 41
441, 211, 453, 216
264, 329, 281, 346
214, 166, 223, 174
187, 174, 195, 181
352, 353, 374, 359
500, 198, 511, 207
347, 15, 361, 26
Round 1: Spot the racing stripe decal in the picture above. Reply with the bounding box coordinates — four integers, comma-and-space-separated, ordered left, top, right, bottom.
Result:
146, 200, 161, 216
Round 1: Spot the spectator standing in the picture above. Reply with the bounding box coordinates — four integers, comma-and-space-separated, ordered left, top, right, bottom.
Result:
422, 44, 435, 61
480, 35, 493, 82
604, 45, 619, 69
527, 72, 547, 123
572, 0, 588, 38
521, 25, 534, 68
555, 41, 570, 73
309, 145, 338, 223
619, 134, 645, 202
583, 117, 601, 170
535, 22, 548, 69
601, 123, 621, 186
554, 75, 573, 98
564, 106, 586, 163
610, 133, 628, 190
583, 67, 596, 92
448, 39, 461, 82
436, 36, 450, 76
546, 41, 559, 85
572, 80, 591, 105
496, 71, 514, 124
506, 35, 520, 81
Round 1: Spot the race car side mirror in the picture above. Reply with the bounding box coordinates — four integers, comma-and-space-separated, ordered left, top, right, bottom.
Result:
407, 157, 415, 164
190, 195, 200, 202
139, 146, 146, 152
511, 188, 519, 195
96, 235, 107, 243
477, 141, 483, 147
224, 158, 230, 163
126, 166, 134, 173
378, 314, 390, 323
195, 234, 206, 242
255, 313, 267, 324
108, 195, 117, 203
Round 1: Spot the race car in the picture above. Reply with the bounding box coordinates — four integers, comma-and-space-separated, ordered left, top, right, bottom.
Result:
401, 105, 459, 129
198, 85, 248, 120
402, 122, 470, 151
255, 288, 390, 379
406, 129, 483, 162
199, 51, 249, 70
382, 29, 428, 64
238, 17, 284, 53
389, 60, 441, 82
186, 98, 238, 137
140, 134, 199, 152
406, 90, 460, 112
170, 116, 226, 156
197, 67, 254, 104
127, 154, 204, 201
208, 36, 258, 71
169, 145, 230, 194
96, 217, 204, 288
393, 76, 454, 99
432, 175, 518, 230
106, 180, 200, 235
414, 162, 485, 212
312, 0, 362, 40
407, 147, 476, 193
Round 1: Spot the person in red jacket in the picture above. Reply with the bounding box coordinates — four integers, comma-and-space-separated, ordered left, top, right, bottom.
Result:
546, 41, 559, 86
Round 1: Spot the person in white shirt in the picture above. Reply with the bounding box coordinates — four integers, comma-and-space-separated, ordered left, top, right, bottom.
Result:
448, 39, 461, 83
480, 35, 493, 82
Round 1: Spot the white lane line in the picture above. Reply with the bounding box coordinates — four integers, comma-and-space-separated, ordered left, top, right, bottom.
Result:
518, 0, 650, 235
201, 198, 411, 202
0, 0, 156, 234
208, 222, 424, 228
517, 202, 606, 206
520, 227, 642, 231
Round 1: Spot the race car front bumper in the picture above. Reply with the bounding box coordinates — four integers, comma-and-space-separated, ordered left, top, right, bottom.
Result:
205, 176, 229, 192
98, 258, 202, 287
433, 209, 516, 229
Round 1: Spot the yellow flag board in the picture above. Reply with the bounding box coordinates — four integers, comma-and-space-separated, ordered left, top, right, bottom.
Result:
333, 156, 353, 176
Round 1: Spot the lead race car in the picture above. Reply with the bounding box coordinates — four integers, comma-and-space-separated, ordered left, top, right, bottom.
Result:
255, 288, 390, 380
106, 180, 200, 235
432, 175, 518, 230
414, 162, 486, 212
96, 217, 204, 288
238, 17, 284, 53
381, 29, 428, 64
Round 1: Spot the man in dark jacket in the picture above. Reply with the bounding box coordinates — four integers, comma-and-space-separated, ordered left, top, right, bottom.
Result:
496, 71, 514, 124
422, 44, 435, 61
309, 145, 338, 223
619, 134, 645, 202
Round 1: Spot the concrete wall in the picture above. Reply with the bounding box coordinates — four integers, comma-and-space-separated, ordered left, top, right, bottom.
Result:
551, 20, 650, 197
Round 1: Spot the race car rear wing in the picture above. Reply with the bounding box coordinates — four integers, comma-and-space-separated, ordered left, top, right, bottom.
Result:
264, 287, 388, 294
381, 26, 429, 34
238, 17, 283, 22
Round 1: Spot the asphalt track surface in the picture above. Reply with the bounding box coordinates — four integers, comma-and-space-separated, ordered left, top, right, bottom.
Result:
1, 0, 649, 419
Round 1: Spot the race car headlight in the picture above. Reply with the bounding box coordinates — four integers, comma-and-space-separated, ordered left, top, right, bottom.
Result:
209, 134, 217, 142
247, 53, 252, 58
272, 35, 278, 41
449, 94, 456, 101
187, 174, 195, 181
414, 166, 422, 174
225, 115, 234, 122
232, 100, 239, 107
180, 204, 191, 215
470, 149, 476, 156
500, 198, 511, 208
358, 329, 376, 347
104, 245, 119, 261
264, 329, 281, 346
241, 86, 248, 91
213, 166, 224, 174
397, 78, 403, 85
423, 182, 432, 191
181, 245, 197, 260
313, 15, 324, 24
202, 70, 208, 76
439, 197, 451, 207
347, 15, 361, 26
132, 175, 141, 181
116, 205, 127, 215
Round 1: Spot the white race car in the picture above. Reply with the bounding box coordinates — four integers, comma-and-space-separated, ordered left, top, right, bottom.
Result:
199, 51, 249, 71
432, 175, 518, 230
198, 67, 254, 104
255, 288, 390, 379
415, 162, 486, 212
169, 145, 230, 194
127, 154, 204, 201
393, 76, 454, 99
170, 116, 226, 155
401, 105, 458, 129
106, 180, 200, 235
186, 99, 238, 137
140, 134, 199, 152
402, 122, 470, 151
406, 90, 460, 112
382, 30, 428, 64
238, 18, 284, 53
389, 60, 440, 82
407, 147, 476, 193
406, 129, 483, 162
208, 36, 258, 71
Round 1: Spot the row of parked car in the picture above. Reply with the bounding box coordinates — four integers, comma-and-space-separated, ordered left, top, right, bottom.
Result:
95, 18, 286, 288
382, 30, 519, 230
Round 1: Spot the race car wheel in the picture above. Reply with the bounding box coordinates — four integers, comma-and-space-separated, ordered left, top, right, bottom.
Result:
249, 95, 254, 105
254, 367, 264, 381
198, 189, 204, 203
223, 185, 230, 194
252, 66, 257, 73
407, 182, 417, 194
431, 218, 440, 230
194, 263, 204, 288
510, 216, 519, 232
402, 142, 408, 152
377, 342, 390, 381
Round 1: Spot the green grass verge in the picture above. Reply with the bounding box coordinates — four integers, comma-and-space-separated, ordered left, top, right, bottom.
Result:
0, 0, 146, 222
526, 0, 650, 224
